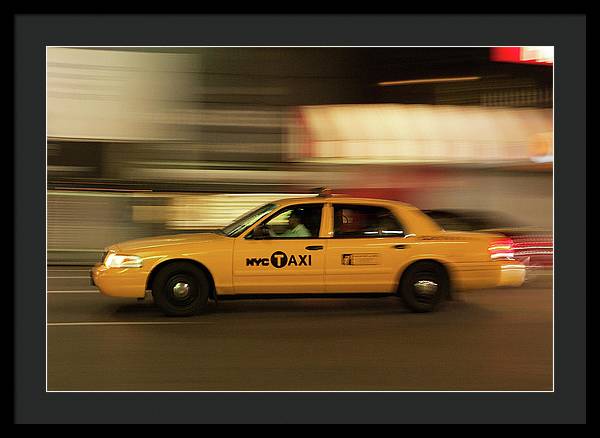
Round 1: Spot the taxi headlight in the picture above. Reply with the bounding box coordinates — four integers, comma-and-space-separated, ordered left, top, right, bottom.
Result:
104, 253, 143, 268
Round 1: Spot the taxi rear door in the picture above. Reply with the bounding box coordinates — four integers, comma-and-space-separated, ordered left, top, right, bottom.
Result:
324, 203, 413, 293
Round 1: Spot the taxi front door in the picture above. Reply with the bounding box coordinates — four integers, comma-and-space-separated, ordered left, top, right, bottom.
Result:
232, 206, 327, 294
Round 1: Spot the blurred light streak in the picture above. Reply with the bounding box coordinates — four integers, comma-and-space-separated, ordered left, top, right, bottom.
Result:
377, 76, 481, 86
293, 104, 552, 163
167, 193, 318, 230
490, 47, 554, 65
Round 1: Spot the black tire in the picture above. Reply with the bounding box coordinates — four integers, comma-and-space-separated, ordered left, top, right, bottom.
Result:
399, 261, 449, 313
151, 261, 210, 317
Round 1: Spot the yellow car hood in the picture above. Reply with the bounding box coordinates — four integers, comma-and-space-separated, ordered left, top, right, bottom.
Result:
109, 232, 227, 254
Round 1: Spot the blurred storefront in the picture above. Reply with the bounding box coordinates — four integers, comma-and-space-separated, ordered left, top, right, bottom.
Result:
46, 47, 553, 263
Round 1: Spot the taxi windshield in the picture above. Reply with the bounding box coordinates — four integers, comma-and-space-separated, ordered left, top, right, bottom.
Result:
220, 203, 278, 237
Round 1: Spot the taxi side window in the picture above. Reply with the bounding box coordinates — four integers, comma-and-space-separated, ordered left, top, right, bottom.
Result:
255, 204, 323, 239
333, 205, 405, 238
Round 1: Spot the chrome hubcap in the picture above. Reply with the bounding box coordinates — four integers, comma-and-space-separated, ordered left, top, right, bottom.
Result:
172, 282, 190, 299
414, 280, 438, 295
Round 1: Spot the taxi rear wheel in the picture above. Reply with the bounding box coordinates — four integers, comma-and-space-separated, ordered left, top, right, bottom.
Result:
151, 262, 210, 317
399, 261, 449, 313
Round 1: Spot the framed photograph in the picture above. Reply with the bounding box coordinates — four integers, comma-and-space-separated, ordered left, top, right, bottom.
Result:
15, 14, 585, 424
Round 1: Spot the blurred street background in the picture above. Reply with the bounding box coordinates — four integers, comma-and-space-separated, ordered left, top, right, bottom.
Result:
47, 47, 553, 264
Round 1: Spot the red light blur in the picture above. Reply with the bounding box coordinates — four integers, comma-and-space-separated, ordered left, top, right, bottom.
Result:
490, 47, 553, 66
488, 237, 515, 260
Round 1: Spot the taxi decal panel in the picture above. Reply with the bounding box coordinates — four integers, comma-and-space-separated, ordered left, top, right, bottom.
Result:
341, 253, 380, 266
246, 251, 312, 268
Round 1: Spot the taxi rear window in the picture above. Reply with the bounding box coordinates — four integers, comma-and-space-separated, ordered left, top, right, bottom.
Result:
333, 205, 405, 238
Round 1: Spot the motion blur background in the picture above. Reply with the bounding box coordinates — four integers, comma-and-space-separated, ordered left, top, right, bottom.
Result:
47, 47, 553, 264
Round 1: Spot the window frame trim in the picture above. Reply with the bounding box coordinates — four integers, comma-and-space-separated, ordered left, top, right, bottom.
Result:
330, 203, 408, 239
241, 202, 327, 240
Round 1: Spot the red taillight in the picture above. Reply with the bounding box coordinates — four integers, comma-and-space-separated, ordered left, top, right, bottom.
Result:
488, 237, 515, 260
511, 234, 553, 255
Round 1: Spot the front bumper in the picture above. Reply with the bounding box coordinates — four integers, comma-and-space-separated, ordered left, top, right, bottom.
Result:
89, 268, 96, 286
91, 263, 147, 298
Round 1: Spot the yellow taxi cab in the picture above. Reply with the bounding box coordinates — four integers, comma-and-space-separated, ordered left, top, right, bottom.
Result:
91, 195, 526, 316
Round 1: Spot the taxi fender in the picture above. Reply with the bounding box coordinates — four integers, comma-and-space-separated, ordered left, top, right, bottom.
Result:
393, 254, 456, 291
144, 252, 228, 298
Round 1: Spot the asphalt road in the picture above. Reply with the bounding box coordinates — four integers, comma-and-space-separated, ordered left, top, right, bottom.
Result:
47, 266, 553, 391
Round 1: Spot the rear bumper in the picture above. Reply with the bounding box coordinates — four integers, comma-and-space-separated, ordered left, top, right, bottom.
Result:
454, 260, 526, 290
523, 265, 553, 283
497, 262, 527, 287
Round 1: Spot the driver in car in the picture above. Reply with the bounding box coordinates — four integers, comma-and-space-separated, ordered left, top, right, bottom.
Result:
270, 211, 312, 238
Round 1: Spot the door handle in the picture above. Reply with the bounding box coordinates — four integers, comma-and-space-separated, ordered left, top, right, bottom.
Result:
394, 244, 407, 250
305, 245, 324, 251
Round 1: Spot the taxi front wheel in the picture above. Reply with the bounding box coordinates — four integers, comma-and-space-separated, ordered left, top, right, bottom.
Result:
151, 262, 210, 317
399, 261, 449, 313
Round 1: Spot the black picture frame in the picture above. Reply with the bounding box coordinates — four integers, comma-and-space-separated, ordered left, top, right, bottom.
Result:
15, 14, 586, 424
